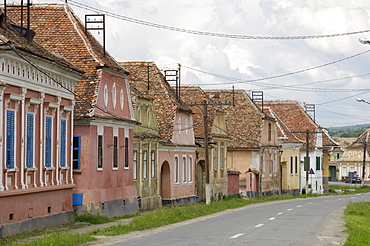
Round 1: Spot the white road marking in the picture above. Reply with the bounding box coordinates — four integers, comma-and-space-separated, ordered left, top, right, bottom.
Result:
277, 212, 283, 215
287, 208, 293, 211
255, 224, 264, 228
307, 202, 313, 205
269, 217, 275, 221
297, 205, 302, 207
230, 233, 244, 239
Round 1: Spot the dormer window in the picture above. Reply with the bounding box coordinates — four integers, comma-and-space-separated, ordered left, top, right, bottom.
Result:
112, 83, 117, 109
104, 84, 108, 107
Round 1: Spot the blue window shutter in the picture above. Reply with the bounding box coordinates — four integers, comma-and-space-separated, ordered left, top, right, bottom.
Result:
73, 136, 81, 170
6, 111, 15, 169
45, 117, 52, 167
26, 114, 34, 168
60, 120, 67, 167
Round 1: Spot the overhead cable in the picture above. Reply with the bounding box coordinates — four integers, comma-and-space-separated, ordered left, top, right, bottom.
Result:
65, 0, 370, 40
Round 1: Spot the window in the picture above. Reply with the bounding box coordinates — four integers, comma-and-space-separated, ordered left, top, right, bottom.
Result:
295, 156, 298, 174
6, 110, 15, 169
143, 150, 147, 179
26, 114, 34, 168
268, 123, 272, 141
151, 150, 155, 178
270, 154, 273, 173
290, 156, 294, 174
188, 156, 193, 182
112, 83, 117, 109
262, 153, 265, 172
98, 135, 103, 169
213, 146, 218, 170
45, 116, 52, 168
133, 150, 137, 180
316, 156, 320, 170
220, 145, 225, 169
60, 119, 67, 167
174, 156, 179, 183
182, 156, 186, 183
73, 136, 81, 170
124, 137, 129, 168
113, 136, 118, 169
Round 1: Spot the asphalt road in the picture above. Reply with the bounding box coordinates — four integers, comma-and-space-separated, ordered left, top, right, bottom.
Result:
89, 192, 370, 246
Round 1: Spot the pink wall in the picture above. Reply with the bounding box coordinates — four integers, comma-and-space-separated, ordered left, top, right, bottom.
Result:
95, 71, 133, 120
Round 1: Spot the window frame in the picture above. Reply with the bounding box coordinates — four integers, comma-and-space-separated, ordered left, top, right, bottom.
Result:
73, 135, 81, 170
113, 136, 118, 170
174, 155, 179, 184
97, 135, 103, 170
182, 155, 187, 183
6, 110, 16, 169
26, 113, 35, 168
142, 150, 148, 179
60, 119, 67, 168
45, 116, 53, 168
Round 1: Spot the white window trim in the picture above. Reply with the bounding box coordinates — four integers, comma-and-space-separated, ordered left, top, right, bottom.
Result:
182, 155, 187, 183
112, 127, 119, 170
188, 155, 193, 183
174, 154, 179, 184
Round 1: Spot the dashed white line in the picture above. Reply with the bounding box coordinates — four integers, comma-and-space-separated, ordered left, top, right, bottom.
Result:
307, 202, 313, 205
230, 233, 244, 239
287, 208, 293, 211
277, 212, 283, 215
255, 224, 264, 228
269, 217, 276, 221
297, 205, 302, 207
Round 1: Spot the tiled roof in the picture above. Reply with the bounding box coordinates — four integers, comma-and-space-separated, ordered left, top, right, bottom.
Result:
347, 129, 370, 151
264, 107, 303, 144
0, 9, 82, 74
204, 89, 265, 149
179, 86, 228, 140
6, 4, 129, 118
263, 100, 337, 149
120, 61, 191, 142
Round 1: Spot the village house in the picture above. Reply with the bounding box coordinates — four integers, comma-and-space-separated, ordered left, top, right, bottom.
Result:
205, 89, 280, 197
130, 86, 161, 210
263, 100, 337, 194
7, 4, 140, 217
121, 61, 197, 206
329, 137, 355, 181
180, 86, 229, 202
263, 102, 304, 195
338, 129, 370, 182
0, 9, 83, 237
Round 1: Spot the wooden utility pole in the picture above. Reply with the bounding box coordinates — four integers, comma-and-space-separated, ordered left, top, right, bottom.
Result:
203, 100, 210, 184
362, 141, 366, 186
292, 129, 322, 194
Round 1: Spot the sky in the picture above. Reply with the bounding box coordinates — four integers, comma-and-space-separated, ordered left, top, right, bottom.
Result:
28, 0, 370, 128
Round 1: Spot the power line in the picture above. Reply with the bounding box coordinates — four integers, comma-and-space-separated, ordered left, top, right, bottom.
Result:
65, 0, 370, 40
179, 49, 370, 90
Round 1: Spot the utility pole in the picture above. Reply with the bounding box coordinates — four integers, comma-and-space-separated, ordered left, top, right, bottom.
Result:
362, 141, 366, 186
183, 100, 230, 204
292, 129, 322, 194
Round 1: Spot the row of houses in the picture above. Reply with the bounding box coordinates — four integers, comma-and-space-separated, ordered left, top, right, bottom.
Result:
0, 3, 339, 237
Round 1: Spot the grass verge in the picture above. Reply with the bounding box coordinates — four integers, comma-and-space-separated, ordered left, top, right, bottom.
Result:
344, 202, 370, 246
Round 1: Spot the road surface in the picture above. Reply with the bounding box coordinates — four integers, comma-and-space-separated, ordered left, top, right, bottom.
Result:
88, 192, 370, 246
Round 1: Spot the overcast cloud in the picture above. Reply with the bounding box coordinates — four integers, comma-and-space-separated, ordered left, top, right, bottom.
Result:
31, 0, 370, 127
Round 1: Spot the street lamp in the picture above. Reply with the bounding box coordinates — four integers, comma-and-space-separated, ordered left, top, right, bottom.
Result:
356, 98, 370, 105
359, 37, 370, 45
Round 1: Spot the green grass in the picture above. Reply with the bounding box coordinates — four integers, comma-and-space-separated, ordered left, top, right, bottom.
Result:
344, 202, 370, 246
13, 233, 97, 246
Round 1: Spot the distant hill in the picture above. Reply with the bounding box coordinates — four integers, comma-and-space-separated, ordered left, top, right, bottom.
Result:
327, 124, 370, 138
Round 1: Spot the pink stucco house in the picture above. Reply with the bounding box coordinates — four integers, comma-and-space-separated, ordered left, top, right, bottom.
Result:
7, 4, 139, 217
121, 62, 198, 206
0, 10, 83, 237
